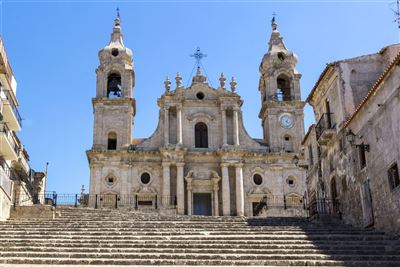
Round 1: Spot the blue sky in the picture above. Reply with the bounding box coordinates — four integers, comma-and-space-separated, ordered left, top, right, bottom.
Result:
0, 0, 398, 193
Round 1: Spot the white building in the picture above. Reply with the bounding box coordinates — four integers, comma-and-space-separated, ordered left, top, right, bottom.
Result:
0, 36, 46, 220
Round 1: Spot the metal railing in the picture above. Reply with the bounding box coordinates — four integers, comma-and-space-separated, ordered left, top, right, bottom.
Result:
254, 195, 306, 215
14, 193, 177, 210
308, 198, 340, 218
1, 89, 22, 127
315, 113, 335, 141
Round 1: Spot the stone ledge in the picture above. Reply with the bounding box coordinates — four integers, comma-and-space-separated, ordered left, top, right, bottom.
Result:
10, 205, 55, 220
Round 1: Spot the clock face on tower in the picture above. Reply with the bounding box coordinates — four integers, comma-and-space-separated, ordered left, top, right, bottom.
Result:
279, 114, 294, 129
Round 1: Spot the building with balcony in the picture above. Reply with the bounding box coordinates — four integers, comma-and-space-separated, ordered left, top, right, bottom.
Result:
303, 44, 400, 234
0, 36, 46, 220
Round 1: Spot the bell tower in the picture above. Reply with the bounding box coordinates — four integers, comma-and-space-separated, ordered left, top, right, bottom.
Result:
92, 15, 135, 150
258, 17, 305, 152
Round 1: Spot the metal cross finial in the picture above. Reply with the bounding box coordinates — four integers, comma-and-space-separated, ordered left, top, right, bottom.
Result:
271, 12, 277, 30
117, 7, 120, 19
190, 47, 207, 68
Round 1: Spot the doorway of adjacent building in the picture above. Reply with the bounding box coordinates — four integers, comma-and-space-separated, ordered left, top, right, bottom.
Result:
193, 193, 212, 216
330, 177, 338, 213
361, 180, 374, 227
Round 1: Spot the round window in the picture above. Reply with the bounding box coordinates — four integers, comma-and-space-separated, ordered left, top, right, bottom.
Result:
111, 48, 119, 57
106, 177, 115, 186
140, 172, 151, 184
253, 174, 263, 185
196, 92, 205, 100
287, 177, 296, 188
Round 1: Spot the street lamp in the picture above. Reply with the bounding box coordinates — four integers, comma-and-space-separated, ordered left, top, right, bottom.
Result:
346, 129, 356, 145
346, 129, 370, 152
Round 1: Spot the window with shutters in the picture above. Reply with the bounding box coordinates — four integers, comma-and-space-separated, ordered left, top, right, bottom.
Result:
388, 163, 400, 190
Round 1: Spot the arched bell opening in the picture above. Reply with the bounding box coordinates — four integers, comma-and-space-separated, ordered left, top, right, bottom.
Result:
107, 73, 122, 98
107, 132, 117, 150
276, 74, 292, 101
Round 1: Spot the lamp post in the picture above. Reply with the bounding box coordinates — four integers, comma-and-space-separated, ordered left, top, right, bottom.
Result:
346, 129, 370, 152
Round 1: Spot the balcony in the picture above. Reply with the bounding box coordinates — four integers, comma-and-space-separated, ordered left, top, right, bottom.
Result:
0, 123, 20, 160
316, 113, 336, 145
0, 89, 21, 131
0, 37, 15, 92
16, 147, 30, 175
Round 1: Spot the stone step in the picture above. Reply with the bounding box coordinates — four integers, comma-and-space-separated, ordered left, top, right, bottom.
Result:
0, 234, 394, 241
0, 223, 356, 231
3, 208, 399, 266
0, 226, 363, 232
1, 251, 400, 261
0, 224, 377, 232
0, 230, 385, 236
4, 257, 400, 266
1, 247, 398, 256
1, 239, 397, 247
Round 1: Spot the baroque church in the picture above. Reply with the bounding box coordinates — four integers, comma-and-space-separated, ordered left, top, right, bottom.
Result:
86, 16, 306, 217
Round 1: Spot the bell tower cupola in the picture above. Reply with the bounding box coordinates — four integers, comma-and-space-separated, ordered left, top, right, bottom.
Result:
96, 16, 135, 98
258, 17, 305, 152
91, 14, 136, 150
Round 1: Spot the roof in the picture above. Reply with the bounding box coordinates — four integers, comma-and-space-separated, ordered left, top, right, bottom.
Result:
301, 124, 315, 146
306, 44, 400, 103
306, 63, 336, 103
344, 51, 400, 128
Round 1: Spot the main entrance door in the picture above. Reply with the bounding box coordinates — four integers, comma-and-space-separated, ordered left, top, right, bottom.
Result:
193, 193, 212, 216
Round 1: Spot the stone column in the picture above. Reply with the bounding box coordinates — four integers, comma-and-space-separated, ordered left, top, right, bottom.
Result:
221, 163, 231, 216
164, 107, 169, 145
176, 163, 185, 214
213, 181, 220, 216
233, 108, 240, 146
176, 106, 183, 145
162, 162, 170, 206
235, 164, 244, 216
221, 107, 227, 146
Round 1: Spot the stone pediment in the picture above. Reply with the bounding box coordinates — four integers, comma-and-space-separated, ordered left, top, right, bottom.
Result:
186, 112, 215, 122
134, 186, 157, 195
248, 187, 271, 196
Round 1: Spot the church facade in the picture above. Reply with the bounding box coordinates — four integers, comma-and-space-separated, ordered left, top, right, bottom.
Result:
86, 17, 306, 217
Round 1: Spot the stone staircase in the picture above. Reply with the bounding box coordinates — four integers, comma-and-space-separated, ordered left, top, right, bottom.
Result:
0, 207, 399, 266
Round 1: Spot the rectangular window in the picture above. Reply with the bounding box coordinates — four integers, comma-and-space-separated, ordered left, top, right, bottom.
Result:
308, 145, 314, 167
388, 163, 400, 190
359, 143, 367, 169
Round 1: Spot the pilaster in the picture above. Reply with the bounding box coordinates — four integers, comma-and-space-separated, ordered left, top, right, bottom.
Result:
221, 163, 231, 216
176, 162, 185, 214
235, 163, 244, 216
